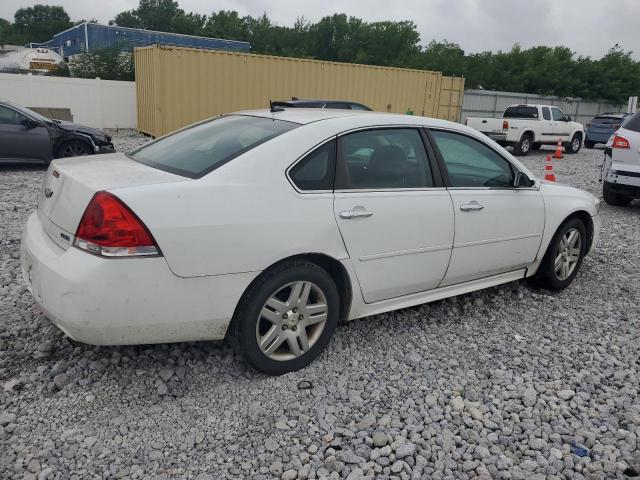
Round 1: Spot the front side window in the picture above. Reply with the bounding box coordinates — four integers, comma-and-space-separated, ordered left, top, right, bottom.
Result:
0, 105, 27, 125
289, 140, 336, 191
337, 128, 434, 189
130, 115, 299, 178
430, 130, 515, 188
542, 107, 551, 120
551, 108, 567, 121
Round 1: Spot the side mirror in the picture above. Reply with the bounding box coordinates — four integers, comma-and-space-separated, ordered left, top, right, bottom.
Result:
514, 171, 534, 188
21, 118, 40, 129
566, 116, 572, 122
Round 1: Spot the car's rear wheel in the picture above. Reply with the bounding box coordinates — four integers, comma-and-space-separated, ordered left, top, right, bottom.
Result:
584, 140, 596, 149
535, 218, 587, 291
565, 134, 582, 154
229, 261, 339, 375
513, 134, 533, 156
603, 182, 633, 206
56, 140, 92, 158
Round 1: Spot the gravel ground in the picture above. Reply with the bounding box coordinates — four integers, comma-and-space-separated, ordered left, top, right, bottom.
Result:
1, 131, 639, 480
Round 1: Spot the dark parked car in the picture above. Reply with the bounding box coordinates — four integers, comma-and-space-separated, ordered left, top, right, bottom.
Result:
584, 112, 630, 148
0, 99, 114, 164
272, 98, 372, 111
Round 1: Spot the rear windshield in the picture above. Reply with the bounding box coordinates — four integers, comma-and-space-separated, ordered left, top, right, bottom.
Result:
503, 106, 539, 119
622, 111, 640, 133
592, 116, 626, 125
130, 115, 299, 178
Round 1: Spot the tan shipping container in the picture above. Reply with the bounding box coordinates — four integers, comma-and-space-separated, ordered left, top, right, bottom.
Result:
135, 45, 464, 137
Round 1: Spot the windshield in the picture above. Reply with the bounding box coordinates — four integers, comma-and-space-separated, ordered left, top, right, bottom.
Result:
130, 115, 299, 178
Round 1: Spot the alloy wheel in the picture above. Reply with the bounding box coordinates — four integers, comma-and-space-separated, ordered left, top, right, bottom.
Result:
554, 227, 581, 280
256, 281, 328, 361
62, 143, 89, 157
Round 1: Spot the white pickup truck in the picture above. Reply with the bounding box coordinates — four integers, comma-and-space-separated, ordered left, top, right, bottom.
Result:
465, 104, 585, 156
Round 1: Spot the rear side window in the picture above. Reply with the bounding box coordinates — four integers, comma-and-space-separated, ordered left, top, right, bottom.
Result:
503, 106, 538, 119
430, 130, 514, 188
289, 140, 336, 191
130, 115, 298, 178
337, 128, 434, 189
622, 112, 640, 132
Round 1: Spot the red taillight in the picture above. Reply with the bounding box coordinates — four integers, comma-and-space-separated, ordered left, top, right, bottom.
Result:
612, 134, 630, 149
502, 120, 509, 130
74, 191, 160, 257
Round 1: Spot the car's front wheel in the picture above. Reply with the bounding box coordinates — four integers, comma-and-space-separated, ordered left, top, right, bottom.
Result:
56, 140, 92, 158
229, 261, 340, 375
535, 218, 587, 290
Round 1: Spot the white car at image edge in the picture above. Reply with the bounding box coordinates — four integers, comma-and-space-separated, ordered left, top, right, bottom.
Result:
21, 109, 601, 374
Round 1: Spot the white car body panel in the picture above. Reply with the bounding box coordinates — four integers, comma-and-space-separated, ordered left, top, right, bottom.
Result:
21, 212, 258, 345
442, 188, 545, 285
20, 109, 601, 345
334, 189, 454, 303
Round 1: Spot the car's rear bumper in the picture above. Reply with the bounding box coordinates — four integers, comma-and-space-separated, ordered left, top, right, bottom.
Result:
20, 211, 259, 345
482, 132, 508, 142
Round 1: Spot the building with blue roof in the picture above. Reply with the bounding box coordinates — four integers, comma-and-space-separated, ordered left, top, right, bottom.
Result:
29, 22, 250, 61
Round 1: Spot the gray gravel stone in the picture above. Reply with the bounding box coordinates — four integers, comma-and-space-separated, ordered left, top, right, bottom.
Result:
0, 142, 636, 480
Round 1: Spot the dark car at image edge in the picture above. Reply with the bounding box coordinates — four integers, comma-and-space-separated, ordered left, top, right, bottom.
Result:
0, 99, 115, 165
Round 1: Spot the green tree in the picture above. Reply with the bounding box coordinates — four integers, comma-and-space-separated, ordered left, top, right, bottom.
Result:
69, 45, 134, 81
112, 0, 205, 34
13, 4, 72, 43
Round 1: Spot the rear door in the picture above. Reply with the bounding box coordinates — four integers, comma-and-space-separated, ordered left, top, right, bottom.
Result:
428, 129, 544, 286
333, 127, 454, 303
0, 105, 51, 162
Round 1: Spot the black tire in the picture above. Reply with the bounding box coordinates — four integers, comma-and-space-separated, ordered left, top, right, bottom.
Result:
531, 143, 542, 151
584, 140, 596, 149
535, 217, 587, 291
603, 182, 633, 206
228, 261, 340, 375
513, 134, 533, 156
55, 140, 92, 158
565, 134, 582, 154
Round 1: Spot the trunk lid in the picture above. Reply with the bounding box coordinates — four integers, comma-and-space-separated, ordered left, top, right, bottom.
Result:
39, 153, 187, 244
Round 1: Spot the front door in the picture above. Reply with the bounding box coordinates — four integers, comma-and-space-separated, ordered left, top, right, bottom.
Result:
0, 105, 50, 162
551, 107, 571, 142
333, 127, 454, 303
428, 129, 545, 286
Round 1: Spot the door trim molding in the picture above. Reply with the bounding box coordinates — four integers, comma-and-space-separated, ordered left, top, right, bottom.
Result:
359, 243, 452, 261
454, 232, 541, 248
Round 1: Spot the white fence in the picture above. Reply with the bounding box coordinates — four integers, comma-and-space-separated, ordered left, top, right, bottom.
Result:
0, 73, 136, 129
461, 89, 622, 126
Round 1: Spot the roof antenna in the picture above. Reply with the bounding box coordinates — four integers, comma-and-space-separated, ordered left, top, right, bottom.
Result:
270, 100, 284, 113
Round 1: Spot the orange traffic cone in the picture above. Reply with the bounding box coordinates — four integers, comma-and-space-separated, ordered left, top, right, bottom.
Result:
554, 138, 564, 159
544, 155, 556, 182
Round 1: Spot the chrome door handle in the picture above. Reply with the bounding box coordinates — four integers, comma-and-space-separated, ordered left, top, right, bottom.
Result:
460, 202, 484, 212
340, 209, 373, 219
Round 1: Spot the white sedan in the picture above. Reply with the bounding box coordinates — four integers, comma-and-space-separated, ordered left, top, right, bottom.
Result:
21, 109, 601, 374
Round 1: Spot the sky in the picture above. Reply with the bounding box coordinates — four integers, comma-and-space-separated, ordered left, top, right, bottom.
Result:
2, 0, 640, 59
